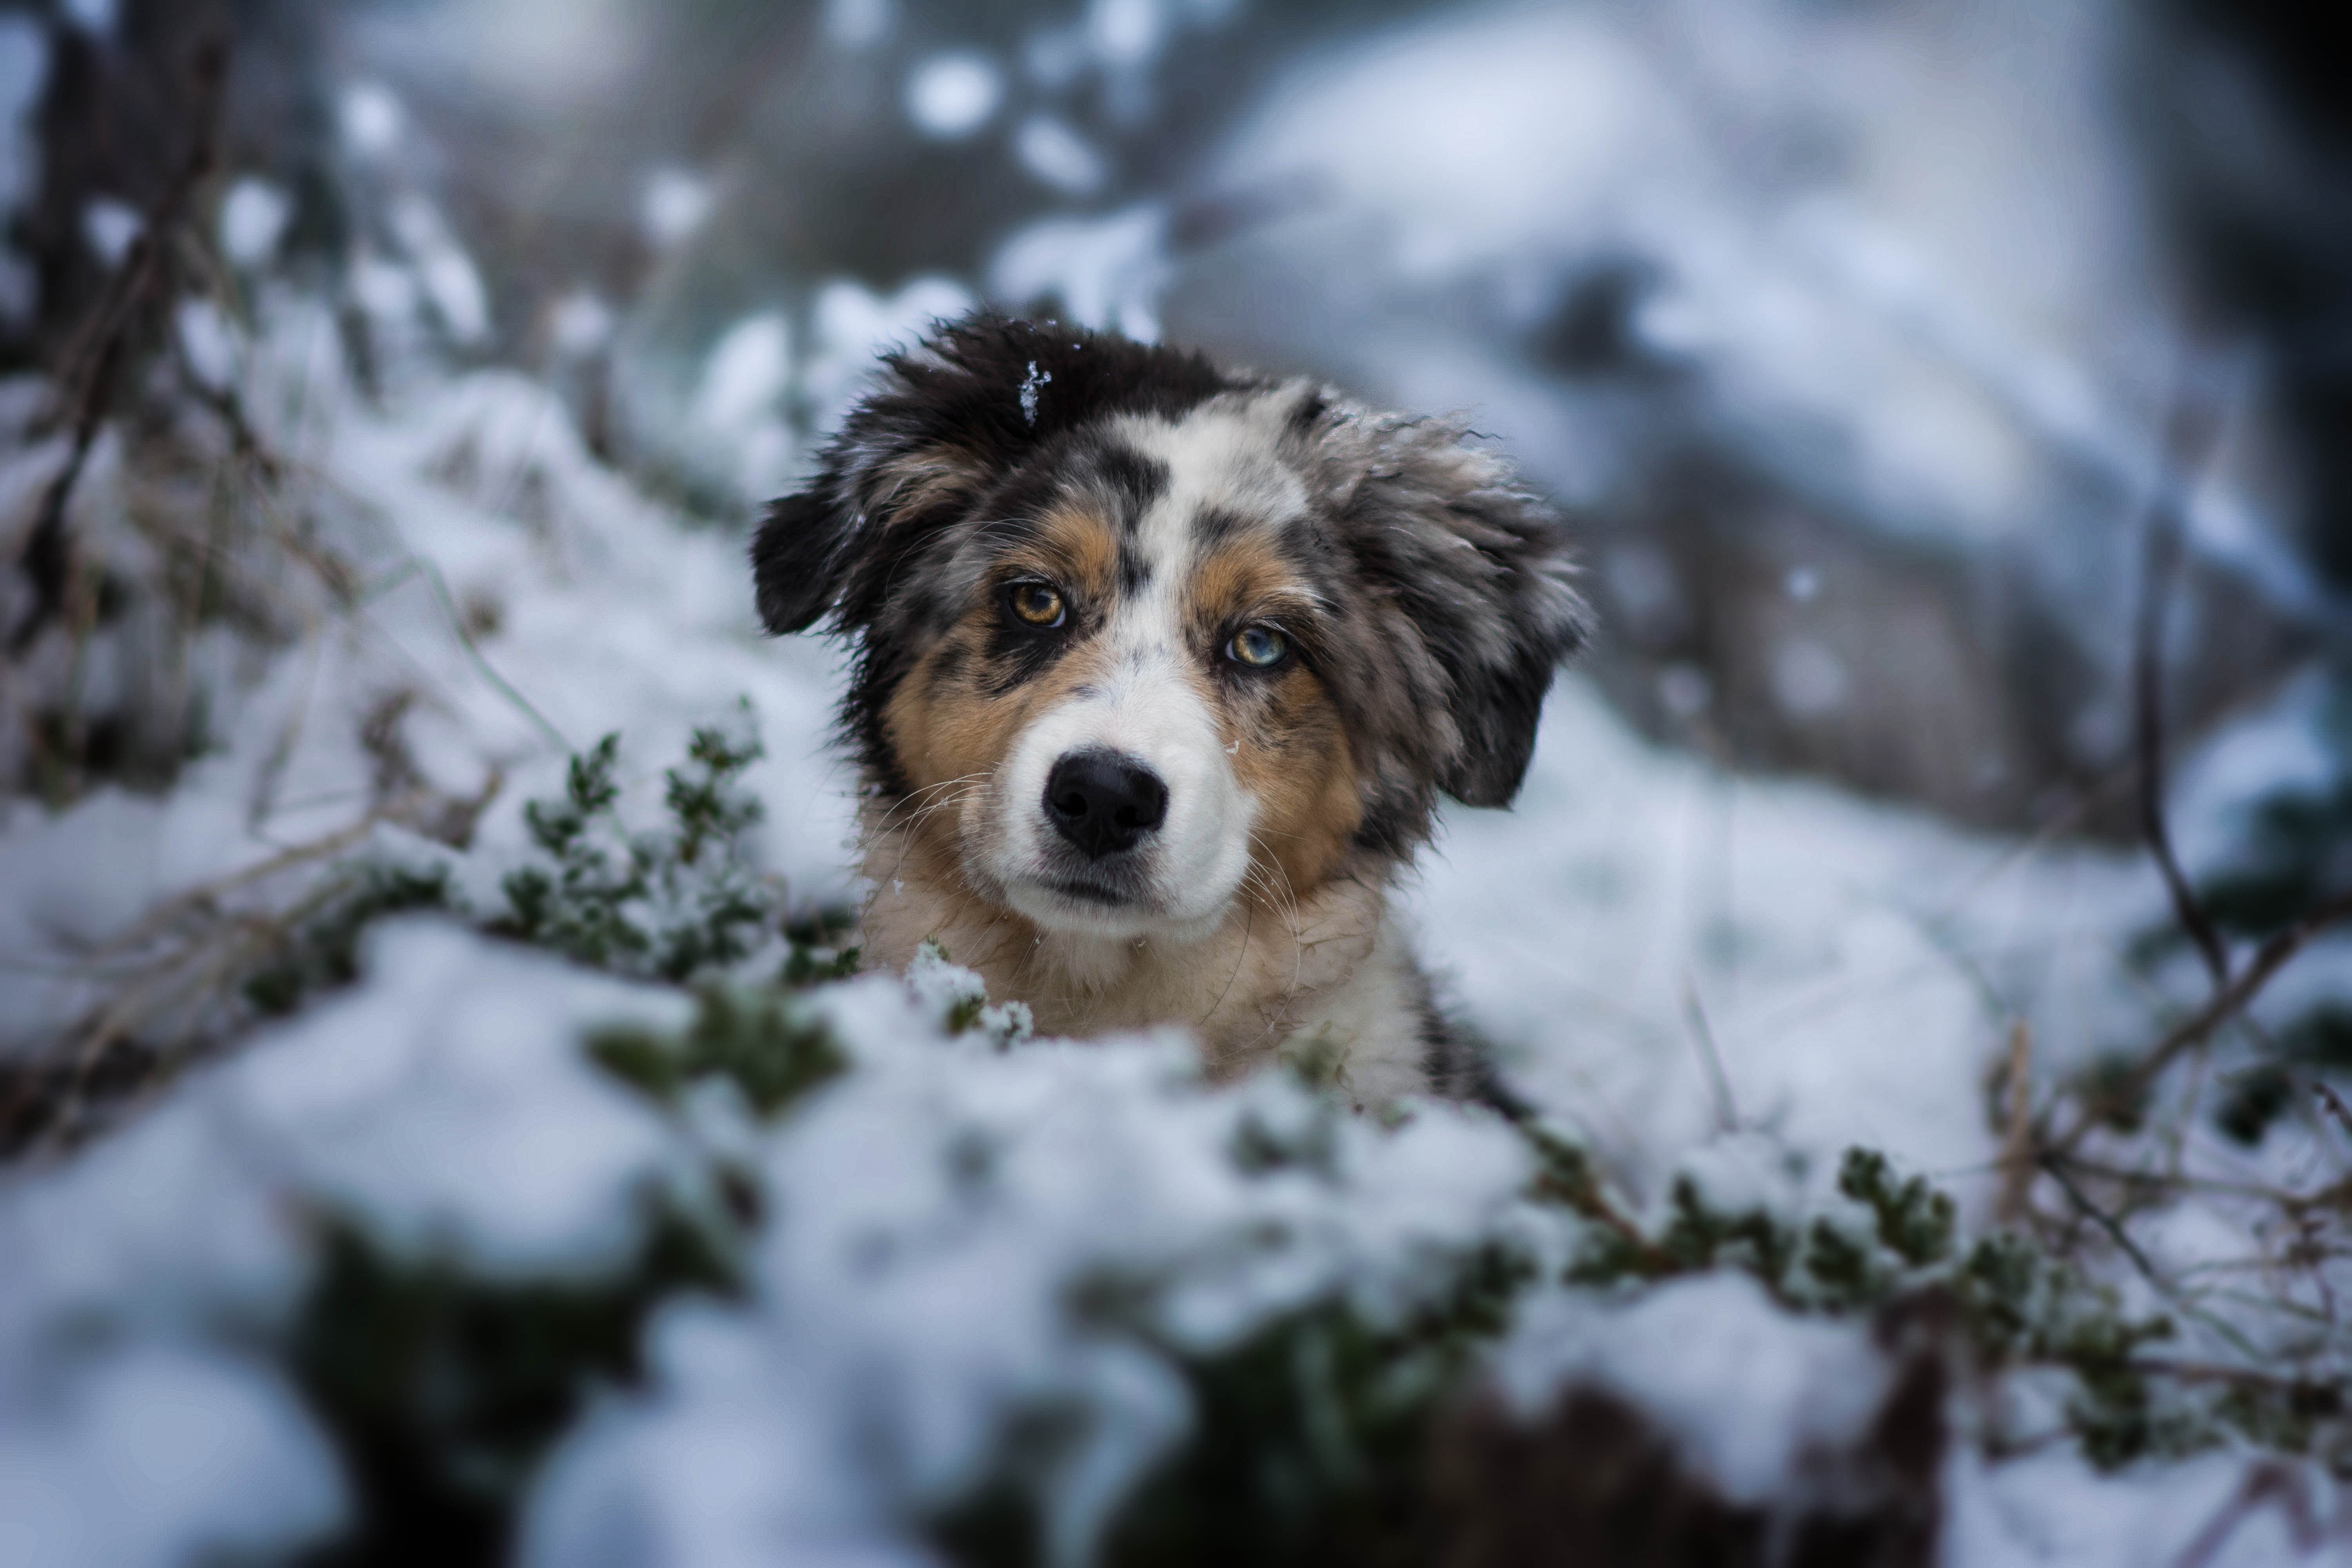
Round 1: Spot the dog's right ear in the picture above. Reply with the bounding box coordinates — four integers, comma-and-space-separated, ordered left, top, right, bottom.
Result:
751, 490, 851, 634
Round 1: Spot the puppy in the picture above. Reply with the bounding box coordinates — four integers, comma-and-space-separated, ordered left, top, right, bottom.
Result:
754, 315, 1586, 1106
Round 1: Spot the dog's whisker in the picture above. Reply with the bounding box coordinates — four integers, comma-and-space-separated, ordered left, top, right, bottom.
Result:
856, 776, 989, 855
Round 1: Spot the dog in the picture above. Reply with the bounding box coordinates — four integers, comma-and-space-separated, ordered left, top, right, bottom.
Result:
753, 315, 1587, 1106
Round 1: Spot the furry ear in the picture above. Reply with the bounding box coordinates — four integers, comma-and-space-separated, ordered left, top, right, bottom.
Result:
1430, 539, 1589, 806
1341, 423, 1590, 809
751, 491, 852, 634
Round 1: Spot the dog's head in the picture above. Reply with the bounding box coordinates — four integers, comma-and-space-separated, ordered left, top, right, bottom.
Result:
756, 315, 1587, 941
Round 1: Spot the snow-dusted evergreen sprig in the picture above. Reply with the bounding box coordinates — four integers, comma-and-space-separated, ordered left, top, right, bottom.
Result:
1528, 1129, 2343, 1472
494, 711, 776, 983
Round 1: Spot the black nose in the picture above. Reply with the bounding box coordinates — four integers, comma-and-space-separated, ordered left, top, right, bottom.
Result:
1043, 750, 1168, 859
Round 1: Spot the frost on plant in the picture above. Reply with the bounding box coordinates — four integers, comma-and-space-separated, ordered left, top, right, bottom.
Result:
494, 715, 776, 983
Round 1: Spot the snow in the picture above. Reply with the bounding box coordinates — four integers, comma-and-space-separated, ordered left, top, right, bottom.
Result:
0, 306, 858, 1055
550, 289, 615, 358
695, 314, 792, 432
339, 82, 404, 159
0, 1346, 343, 1568
905, 51, 1004, 141
228, 921, 691, 1272
173, 296, 240, 391
217, 177, 290, 270
390, 194, 492, 346
1018, 358, 1051, 425
691, 314, 796, 496
990, 205, 1168, 343
527, 983, 1541, 1568
81, 198, 142, 269
347, 249, 420, 327
1086, 0, 1168, 71
1490, 1272, 1889, 1505
800, 276, 978, 438
639, 166, 713, 251
1947, 1446, 2319, 1568
60, 0, 114, 36
1407, 677, 2153, 1197
826, 0, 897, 53
0, 923, 695, 1566
1015, 115, 1110, 197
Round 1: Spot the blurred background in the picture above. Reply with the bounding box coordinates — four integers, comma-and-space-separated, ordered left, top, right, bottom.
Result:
9, 0, 2350, 838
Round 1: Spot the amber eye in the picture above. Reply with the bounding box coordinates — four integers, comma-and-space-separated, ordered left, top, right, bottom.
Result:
1227, 625, 1288, 668
1007, 581, 1066, 627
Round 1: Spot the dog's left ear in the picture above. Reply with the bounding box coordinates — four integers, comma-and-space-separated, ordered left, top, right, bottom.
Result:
1344, 426, 1591, 808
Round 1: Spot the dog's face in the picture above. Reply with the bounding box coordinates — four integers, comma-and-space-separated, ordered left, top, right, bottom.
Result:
756, 317, 1586, 942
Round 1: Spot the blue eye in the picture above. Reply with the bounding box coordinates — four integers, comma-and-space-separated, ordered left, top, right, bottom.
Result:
1227, 626, 1288, 668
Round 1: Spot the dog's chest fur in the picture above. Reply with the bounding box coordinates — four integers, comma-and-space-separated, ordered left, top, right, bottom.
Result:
859, 808, 1436, 1108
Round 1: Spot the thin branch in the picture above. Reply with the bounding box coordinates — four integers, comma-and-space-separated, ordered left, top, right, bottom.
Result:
1681, 978, 1739, 1134
2041, 1150, 2164, 1287
2315, 1082, 2352, 1145
9, 32, 229, 652
2170, 1459, 2331, 1568
2054, 891, 2352, 1156
2132, 379, 2232, 990
1996, 1020, 2036, 1221
2130, 1357, 2350, 1393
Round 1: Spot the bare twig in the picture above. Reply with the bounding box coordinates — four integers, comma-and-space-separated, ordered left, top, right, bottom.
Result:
1682, 978, 1739, 1133
9, 32, 228, 652
1996, 1020, 2036, 1221
2132, 379, 2233, 991
2130, 1358, 2348, 1394
2056, 1155, 2352, 1210
2053, 891, 2352, 1157
2170, 1458, 2331, 1568
81, 816, 387, 973
2041, 1151, 2164, 1287
2315, 1082, 2352, 1145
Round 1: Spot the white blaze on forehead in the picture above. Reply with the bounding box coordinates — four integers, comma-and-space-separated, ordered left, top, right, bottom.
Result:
1089, 397, 1312, 673
1113, 397, 1312, 555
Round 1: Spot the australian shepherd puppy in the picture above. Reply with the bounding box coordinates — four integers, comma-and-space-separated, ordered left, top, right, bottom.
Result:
754, 315, 1587, 1108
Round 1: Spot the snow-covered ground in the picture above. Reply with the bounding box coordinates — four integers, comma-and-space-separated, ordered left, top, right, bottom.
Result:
0, 286, 2339, 1565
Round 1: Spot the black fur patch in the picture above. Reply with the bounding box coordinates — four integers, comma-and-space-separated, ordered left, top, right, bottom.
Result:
750, 492, 844, 635
1192, 506, 1251, 548
1084, 441, 1171, 522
